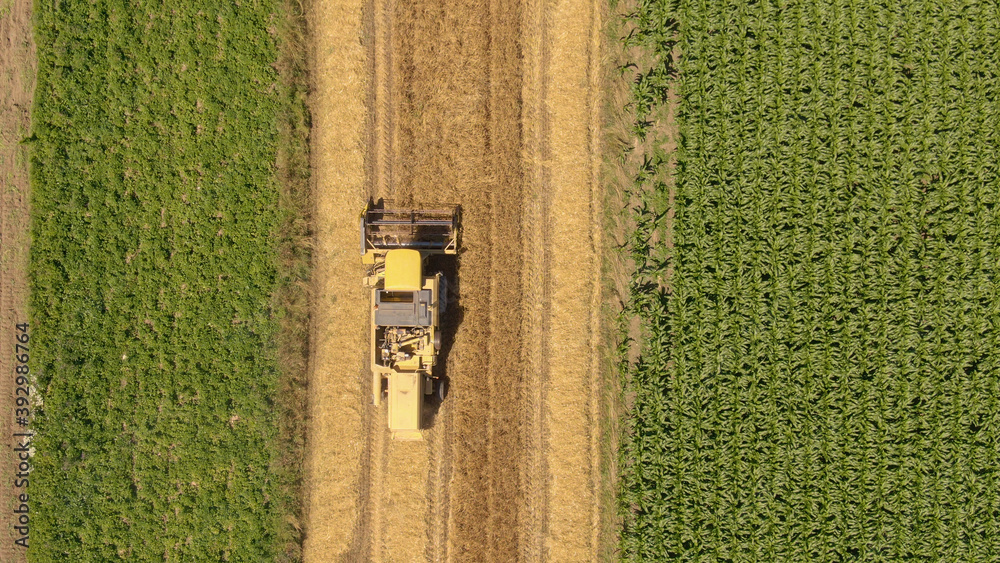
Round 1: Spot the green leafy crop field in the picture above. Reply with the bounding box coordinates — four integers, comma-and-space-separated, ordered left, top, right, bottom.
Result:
619, 0, 1000, 559
28, 2, 302, 560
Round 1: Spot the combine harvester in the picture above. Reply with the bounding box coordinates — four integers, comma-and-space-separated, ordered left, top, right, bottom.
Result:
360, 199, 459, 440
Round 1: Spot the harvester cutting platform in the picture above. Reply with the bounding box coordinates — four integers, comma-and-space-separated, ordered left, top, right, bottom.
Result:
361, 199, 459, 440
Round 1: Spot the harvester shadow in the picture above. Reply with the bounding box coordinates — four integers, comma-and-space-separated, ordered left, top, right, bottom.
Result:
422, 253, 463, 430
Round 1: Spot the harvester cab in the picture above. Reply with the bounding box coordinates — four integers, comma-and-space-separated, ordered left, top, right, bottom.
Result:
360, 199, 459, 440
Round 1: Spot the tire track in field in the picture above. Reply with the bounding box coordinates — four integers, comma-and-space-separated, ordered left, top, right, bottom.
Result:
352, 0, 391, 557
520, 0, 552, 556
347, 0, 375, 540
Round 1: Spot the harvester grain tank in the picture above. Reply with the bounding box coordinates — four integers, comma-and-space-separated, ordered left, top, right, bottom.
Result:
360, 200, 459, 440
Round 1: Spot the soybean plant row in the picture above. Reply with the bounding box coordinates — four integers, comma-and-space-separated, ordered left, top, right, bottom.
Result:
29, 2, 297, 561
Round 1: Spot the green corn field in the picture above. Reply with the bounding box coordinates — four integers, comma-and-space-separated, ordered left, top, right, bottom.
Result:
619, 0, 1000, 559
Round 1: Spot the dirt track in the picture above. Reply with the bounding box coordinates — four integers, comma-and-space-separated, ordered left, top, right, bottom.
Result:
305, 0, 607, 559
0, 2, 33, 561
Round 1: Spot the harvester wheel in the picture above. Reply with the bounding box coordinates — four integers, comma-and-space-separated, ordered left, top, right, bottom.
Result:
373, 373, 387, 406
436, 379, 448, 402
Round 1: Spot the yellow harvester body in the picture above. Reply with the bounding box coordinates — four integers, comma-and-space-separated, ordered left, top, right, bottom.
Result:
361, 201, 458, 441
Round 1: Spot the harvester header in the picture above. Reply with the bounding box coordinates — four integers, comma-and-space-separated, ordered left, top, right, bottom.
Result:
360, 200, 459, 257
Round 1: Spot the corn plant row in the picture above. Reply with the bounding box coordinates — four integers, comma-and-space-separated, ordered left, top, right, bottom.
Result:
619, 0, 1000, 559
28, 2, 295, 561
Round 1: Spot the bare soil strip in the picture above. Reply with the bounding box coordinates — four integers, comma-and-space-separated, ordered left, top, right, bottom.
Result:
0, 2, 33, 561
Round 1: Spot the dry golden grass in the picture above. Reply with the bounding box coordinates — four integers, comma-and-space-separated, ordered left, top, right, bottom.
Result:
519, 0, 549, 556
0, 3, 34, 562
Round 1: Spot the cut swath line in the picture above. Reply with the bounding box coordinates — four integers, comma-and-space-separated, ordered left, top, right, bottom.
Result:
519, 0, 551, 557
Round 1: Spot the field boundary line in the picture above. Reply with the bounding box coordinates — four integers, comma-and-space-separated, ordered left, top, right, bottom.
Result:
0, 2, 34, 562
586, 0, 606, 554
